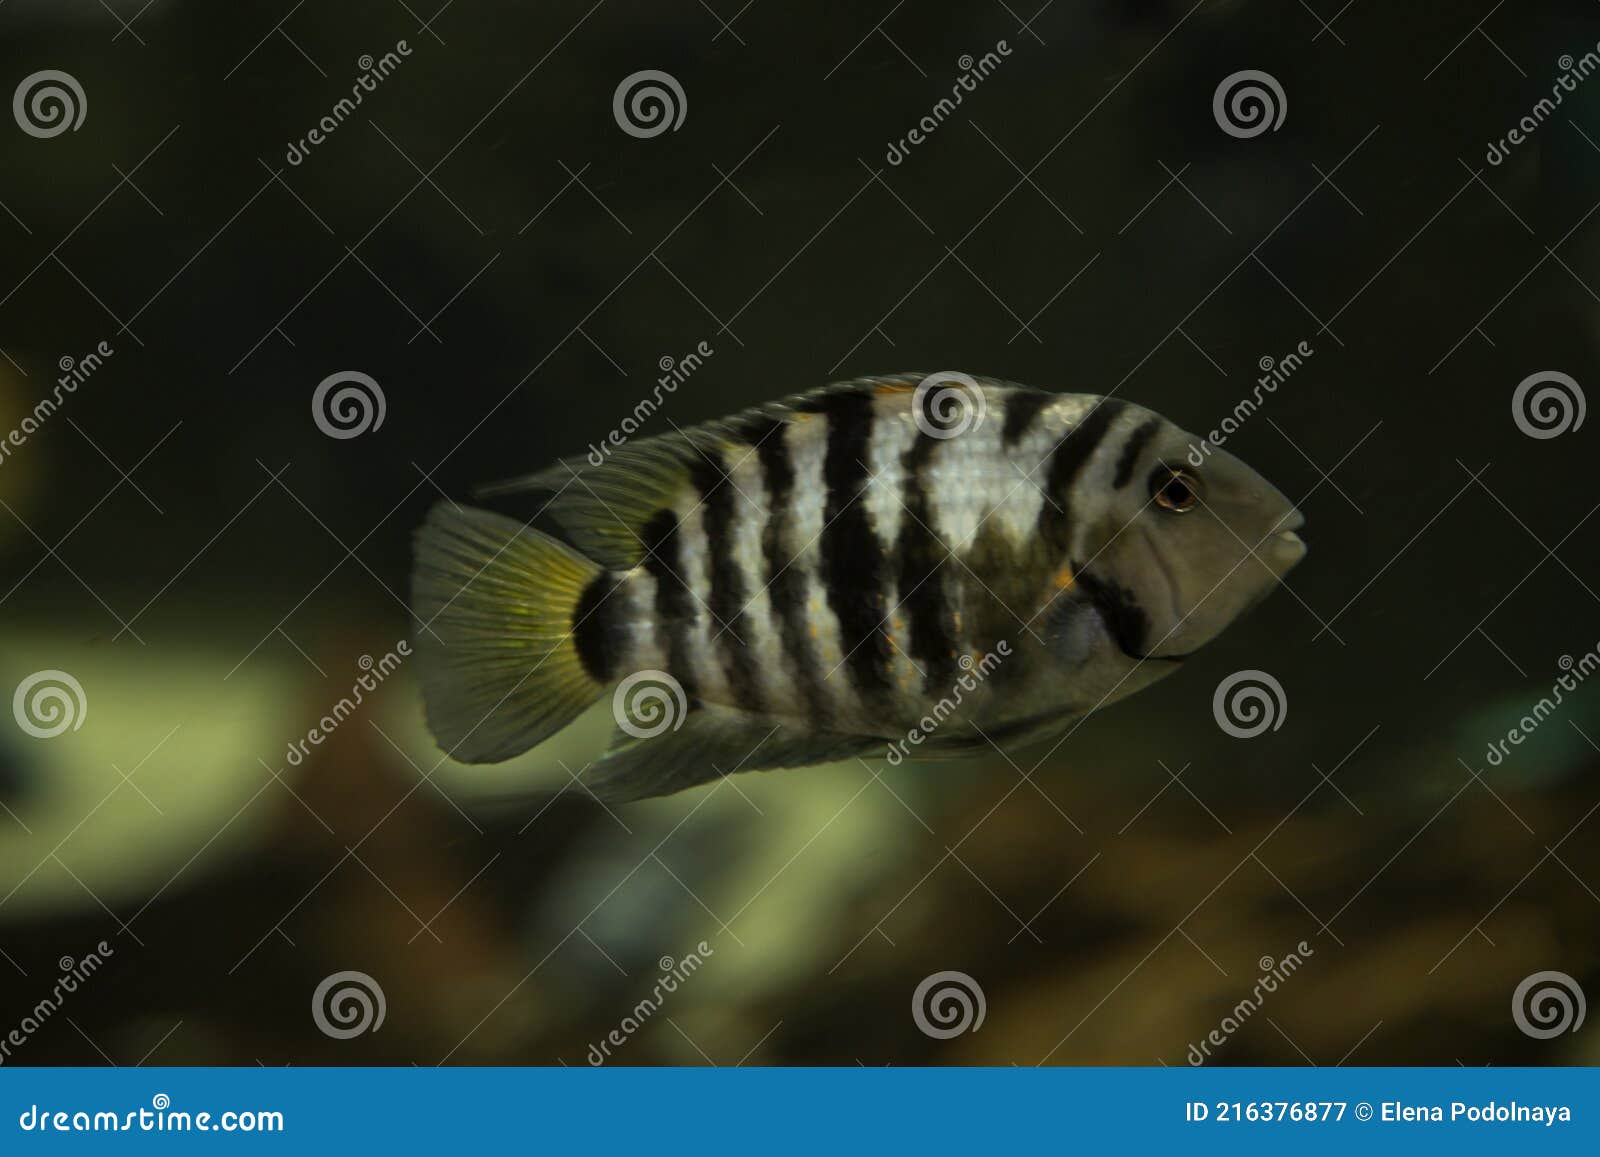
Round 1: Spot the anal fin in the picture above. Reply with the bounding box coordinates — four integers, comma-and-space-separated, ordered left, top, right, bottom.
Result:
583, 706, 878, 803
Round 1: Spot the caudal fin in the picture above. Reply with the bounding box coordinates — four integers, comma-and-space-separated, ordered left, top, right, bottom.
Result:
411, 502, 606, 763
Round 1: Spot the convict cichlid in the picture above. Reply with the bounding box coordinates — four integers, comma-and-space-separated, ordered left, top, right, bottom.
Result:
410, 373, 1306, 802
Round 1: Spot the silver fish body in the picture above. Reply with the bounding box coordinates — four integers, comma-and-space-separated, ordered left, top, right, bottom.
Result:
411, 374, 1305, 801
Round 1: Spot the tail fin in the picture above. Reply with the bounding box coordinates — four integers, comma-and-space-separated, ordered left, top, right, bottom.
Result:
411, 502, 606, 763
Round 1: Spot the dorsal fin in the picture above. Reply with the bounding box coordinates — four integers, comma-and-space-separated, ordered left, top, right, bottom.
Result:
476, 374, 932, 570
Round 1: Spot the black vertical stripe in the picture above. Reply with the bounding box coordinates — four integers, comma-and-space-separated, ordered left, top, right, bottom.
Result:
1001, 388, 1053, 446
690, 448, 762, 712
640, 509, 698, 702
742, 417, 830, 723
572, 572, 619, 682
896, 432, 959, 691
1038, 398, 1127, 554
1076, 565, 1151, 658
805, 390, 896, 702
1113, 416, 1163, 488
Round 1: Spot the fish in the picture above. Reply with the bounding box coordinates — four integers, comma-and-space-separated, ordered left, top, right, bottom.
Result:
410, 373, 1306, 802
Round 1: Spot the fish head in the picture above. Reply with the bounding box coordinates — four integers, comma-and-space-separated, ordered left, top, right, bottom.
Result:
1072, 413, 1306, 663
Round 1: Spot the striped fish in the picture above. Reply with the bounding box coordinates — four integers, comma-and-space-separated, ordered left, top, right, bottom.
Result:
411, 373, 1306, 801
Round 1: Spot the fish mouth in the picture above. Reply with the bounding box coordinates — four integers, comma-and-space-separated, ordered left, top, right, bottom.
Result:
1127, 643, 1192, 664
1261, 522, 1308, 586
1270, 508, 1308, 565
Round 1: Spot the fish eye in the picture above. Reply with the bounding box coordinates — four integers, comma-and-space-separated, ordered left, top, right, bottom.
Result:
1149, 464, 1202, 513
